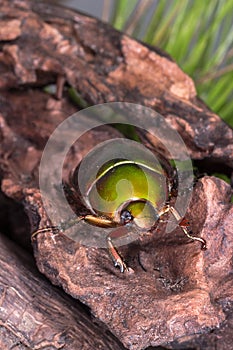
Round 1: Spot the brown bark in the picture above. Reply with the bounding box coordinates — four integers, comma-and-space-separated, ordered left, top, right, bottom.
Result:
0, 233, 127, 350
0, 0, 232, 349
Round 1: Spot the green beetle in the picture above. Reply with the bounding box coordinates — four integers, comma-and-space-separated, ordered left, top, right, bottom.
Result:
33, 139, 206, 272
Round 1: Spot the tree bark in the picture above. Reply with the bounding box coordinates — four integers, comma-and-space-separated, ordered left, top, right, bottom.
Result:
0, 1, 232, 349
0, 233, 126, 350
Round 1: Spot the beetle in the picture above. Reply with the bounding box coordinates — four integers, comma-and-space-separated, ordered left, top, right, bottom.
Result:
32, 139, 206, 273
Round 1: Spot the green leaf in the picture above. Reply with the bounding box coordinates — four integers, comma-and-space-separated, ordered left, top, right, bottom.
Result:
110, 0, 138, 30
108, 0, 233, 126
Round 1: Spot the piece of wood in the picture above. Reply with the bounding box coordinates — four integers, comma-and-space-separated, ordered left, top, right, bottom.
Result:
0, 233, 126, 350
0, 0, 232, 349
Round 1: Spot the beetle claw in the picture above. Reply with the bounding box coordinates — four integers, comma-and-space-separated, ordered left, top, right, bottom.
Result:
114, 259, 128, 273
113, 259, 134, 273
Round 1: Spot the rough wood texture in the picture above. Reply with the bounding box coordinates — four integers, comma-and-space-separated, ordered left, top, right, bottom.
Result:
0, 1, 232, 168
31, 176, 233, 350
0, 233, 126, 350
0, 0, 232, 349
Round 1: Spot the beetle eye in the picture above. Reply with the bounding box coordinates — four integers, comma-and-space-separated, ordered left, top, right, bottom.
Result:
120, 210, 133, 225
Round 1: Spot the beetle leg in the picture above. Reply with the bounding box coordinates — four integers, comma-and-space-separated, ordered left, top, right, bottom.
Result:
158, 205, 207, 249
32, 215, 133, 273
106, 226, 136, 273
31, 225, 60, 240
83, 215, 116, 228
31, 214, 116, 240
107, 237, 128, 273
31, 216, 85, 240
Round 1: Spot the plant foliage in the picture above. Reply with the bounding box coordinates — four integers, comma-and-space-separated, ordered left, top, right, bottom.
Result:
109, 0, 233, 127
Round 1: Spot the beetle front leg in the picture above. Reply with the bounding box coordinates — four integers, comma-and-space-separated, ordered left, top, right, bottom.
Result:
32, 215, 133, 273
106, 226, 135, 273
31, 216, 85, 240
31, 214, 116, 240
107, 237, 128, 273
158, 205, 207, 249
